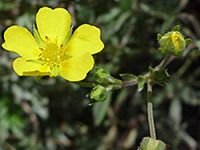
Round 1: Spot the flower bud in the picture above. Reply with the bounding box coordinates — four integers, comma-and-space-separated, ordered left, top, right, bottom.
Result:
88, 85, 107, 101
138, 137, 166, 150
158, 31, 186, 56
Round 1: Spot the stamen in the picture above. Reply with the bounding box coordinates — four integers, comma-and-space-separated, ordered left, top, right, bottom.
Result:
45, 36, 49, 40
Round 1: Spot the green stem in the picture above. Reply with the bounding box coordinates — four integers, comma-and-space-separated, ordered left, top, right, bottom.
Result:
157, 55, 171, 70
147, 81, 156, 139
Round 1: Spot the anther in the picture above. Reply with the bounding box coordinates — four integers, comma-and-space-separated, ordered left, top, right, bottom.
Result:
39, 47, 44, 50
60, 44, 63, 48
45, 36, 49, 40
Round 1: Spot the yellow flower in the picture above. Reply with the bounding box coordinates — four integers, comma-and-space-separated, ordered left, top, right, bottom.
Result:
2, 7, 104, 81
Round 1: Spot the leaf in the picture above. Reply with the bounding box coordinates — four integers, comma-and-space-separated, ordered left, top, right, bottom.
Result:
137, 81, 145, 92
153, 69, 170, 86
120, 73, 137, 81
169, 98, 181, 128
92, 92, 112, 126
123, 129, 138, 149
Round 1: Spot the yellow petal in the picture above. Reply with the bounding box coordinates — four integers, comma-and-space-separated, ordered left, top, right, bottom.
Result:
2, 25, 40, 59
65, 24, 104, 56
36, 7, 71, 45
60, 52, 94, 81
13, 57, 50, 76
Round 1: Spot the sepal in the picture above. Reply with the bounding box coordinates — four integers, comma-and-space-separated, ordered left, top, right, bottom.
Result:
138, 137, 166, 150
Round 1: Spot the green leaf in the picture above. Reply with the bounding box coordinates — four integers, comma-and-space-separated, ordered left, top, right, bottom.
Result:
137, 81, 145, 92
185, 38, 192, 47
120, 73, 137, 81
153, 69, 170, 86
92, 92, 112, 126
169, 98, 181, 128
173, 25, 180, 31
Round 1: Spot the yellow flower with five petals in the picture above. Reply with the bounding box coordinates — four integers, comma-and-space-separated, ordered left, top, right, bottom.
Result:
2, 7, 104, 81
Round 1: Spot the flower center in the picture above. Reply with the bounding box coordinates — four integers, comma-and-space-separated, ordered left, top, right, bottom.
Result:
39, 36, 65, 77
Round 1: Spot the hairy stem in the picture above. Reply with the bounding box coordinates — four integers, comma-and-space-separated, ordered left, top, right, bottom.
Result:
147, 81, 156, 139
155, 55, 171, 71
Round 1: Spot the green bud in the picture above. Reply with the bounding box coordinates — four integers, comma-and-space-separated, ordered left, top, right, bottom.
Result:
158, 31, 186, 56
88, 85, 107, 101
95, 67, 121, 85
138, 137, 166, 150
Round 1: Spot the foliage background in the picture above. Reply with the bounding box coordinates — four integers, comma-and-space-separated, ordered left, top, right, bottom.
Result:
0, 0, 200, 149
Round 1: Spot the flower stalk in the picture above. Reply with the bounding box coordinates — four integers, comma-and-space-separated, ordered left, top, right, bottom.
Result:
158, 55, 171, 70
147, 80, 156, 139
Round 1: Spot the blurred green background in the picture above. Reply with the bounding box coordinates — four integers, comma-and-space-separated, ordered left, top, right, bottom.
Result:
0, 0, 200, 149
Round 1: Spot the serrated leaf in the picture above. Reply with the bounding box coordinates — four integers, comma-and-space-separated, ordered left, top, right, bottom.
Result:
153, 69, 170, 86
120, 73, 137, 81
173, 25, 180, 31
137, 81, 145, 92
